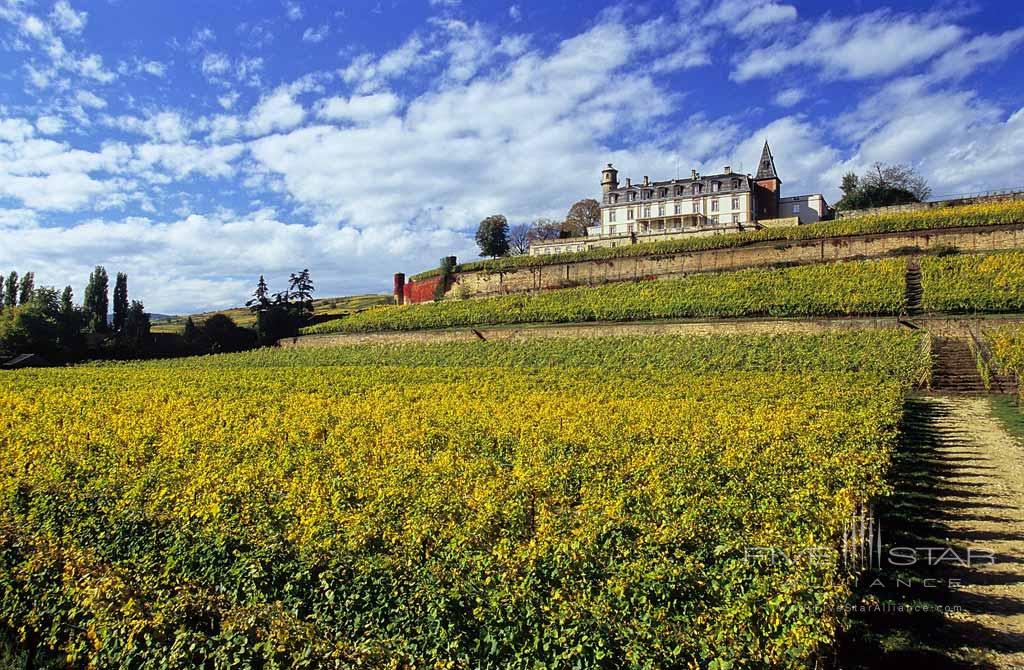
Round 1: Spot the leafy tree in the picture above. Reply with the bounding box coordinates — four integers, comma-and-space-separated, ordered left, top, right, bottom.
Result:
123, 300, 151, 346
83, 266, 109, 333
0, 290, 61, 358
112, 272, 129, 334
58, 285, 84, 352
527, 218, 563, 243
17, 272, 34, 304
475, 215, 510, 258
508, 223, 532, 255
835, 162, 931, 211
4, 271, 18, 308
201, 313, 256, 353
564, 199, 600, 237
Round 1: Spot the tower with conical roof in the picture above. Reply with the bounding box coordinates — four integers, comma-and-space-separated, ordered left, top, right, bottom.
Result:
753, 140, 781, 221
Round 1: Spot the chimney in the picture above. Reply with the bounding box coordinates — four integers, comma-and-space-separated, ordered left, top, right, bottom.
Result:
625, 177, 632, 187
724, 165, 732, 174
690, 169, 698, 180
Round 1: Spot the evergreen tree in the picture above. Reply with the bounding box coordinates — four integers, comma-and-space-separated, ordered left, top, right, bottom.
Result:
288, 269, 315, 319
183, 316, 198, 345
60, 285, 74, 314
83, 266, 109, 333
4, 271, 18, 308
17, 272, 34, 304
112, 272, 129, 334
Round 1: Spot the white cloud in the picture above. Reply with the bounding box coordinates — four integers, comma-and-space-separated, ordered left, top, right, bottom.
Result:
773, 88, 805, 108
218, 91, 240, 110
733, 10, 964, 82
50, 0, 87, 34
284, 1, 303, 21
35, 115, 65, 135
202, 52, 231, 76
302, 24, 328, 43
509, 5, 522, 22
245, 88, 305, 136
929, 28, 1024, 82
76, 89, 107, 109
317, 92, 400, 123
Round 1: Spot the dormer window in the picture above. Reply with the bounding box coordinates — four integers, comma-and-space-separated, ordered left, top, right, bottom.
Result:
712, 182, 721, 192
693, 183, 703, 194
675, 186, 684, 196
731, 178, 740, 189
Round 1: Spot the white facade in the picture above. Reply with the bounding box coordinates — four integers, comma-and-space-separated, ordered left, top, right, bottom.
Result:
778, 194, 828, 225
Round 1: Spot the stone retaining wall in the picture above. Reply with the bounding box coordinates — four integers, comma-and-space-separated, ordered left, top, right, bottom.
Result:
280, 314, 1024, 349
441, 223, 1024, 299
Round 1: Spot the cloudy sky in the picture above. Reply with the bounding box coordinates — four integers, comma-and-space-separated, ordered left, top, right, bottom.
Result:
1, 0, 1023, 313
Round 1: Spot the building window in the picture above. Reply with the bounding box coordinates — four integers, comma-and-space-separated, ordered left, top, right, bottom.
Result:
609, 209, 616, 222
732, 214, 739, 224
712, 182, 720, 192
675, 186, 684, 196
627, 208, 634, 220
627, 223, 633, 233
711, 199, 719, 212
674, 202, 681, 214
609, 225, 617, 235
792, 204, 801, 213
711, 215, 719, 225
731, 178, 740, 188
629, 191, 637, 201
693, 183, 703, 194
731, 197, 739, 210
658, 205, 665, 216
643, 206, 651, 217
692, 201, 700, 213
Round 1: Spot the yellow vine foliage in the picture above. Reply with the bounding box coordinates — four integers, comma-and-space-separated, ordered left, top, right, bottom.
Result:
0, 362, 903, 668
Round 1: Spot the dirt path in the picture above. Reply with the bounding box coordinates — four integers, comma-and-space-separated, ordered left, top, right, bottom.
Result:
844, 395, 1024, 668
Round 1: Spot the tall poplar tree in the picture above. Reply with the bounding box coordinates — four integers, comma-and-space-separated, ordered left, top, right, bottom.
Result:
17, 272, 35, 304
4, 271, 18, 308
112, 272, 129, 334
83, 266, 109, 332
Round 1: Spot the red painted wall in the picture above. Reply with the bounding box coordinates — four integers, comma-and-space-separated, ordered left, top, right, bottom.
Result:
404, 276, 444, 304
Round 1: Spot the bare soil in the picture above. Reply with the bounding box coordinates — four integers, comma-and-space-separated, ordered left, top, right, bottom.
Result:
841, 395, 1024, 669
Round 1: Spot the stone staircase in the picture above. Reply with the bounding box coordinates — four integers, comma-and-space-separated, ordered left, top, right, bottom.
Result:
930, 337, 1019, 394
905, 258, 923, 316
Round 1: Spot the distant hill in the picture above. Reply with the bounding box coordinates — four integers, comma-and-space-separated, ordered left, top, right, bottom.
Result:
150, 294, 392, 334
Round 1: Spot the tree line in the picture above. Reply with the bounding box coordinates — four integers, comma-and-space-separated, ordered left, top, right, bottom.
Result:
0, 267, 151, 362
474, 198, 600, 257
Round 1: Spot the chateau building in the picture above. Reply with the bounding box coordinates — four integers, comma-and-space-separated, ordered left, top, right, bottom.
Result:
531, 142, 828, 256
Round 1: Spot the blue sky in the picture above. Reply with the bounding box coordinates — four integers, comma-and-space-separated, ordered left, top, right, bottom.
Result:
1, 0, 1023, 313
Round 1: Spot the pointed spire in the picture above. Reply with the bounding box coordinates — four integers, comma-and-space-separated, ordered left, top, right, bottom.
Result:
755, 140, 778, 181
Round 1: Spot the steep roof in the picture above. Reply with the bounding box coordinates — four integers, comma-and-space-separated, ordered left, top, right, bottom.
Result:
755, 141, 779, 181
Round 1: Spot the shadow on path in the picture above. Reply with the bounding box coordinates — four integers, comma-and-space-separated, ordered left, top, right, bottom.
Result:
838, 396, 1024, 670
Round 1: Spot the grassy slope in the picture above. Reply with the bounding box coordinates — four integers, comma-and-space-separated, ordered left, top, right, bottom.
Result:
151, 294, 392, 333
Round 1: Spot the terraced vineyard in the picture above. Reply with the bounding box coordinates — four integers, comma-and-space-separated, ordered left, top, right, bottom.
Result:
411, 199, 1024, 280
0, 331, 927, 668
307, 258, 906, 335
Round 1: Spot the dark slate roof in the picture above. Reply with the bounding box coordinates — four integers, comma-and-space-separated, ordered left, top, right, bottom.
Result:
755, 141, 779, 181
